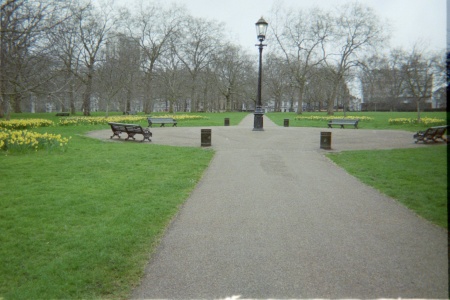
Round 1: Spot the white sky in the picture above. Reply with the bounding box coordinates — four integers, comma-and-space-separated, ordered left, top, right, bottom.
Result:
119, 0, 447, 54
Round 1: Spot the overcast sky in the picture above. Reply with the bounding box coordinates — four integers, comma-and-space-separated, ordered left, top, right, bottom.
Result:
119, 0, 447, 53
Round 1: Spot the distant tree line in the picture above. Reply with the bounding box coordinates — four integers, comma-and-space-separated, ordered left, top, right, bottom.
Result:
0, 0, 446, 119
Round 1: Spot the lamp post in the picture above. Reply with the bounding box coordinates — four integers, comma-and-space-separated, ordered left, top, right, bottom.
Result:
253, 17, 268, 131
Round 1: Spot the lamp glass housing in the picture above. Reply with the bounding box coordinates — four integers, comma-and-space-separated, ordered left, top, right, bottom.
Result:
255, 17, 268, 42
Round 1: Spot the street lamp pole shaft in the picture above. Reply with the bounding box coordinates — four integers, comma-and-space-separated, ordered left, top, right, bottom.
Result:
257, 42, 263, 108
253, 41, 265, 131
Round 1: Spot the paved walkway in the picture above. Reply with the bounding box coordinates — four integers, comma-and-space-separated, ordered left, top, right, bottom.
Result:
90, 115, 448, 299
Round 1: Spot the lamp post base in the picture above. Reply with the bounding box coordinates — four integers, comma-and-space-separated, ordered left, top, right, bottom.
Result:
253, 110, 264, 131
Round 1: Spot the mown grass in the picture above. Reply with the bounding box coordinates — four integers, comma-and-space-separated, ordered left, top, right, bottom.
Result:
1, 111, 448, 298
327, 146, 448, 228
0, 123, 214, 299
267, 111, 448, 131
148, 111, 248, 126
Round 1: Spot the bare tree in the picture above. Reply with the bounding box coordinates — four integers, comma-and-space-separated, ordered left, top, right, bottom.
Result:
359, 49, 407, 111
158, 44, 188, 113
175, 16, 222, 112
74, 1, 118, 116
402, 45, 440, 121
0, 0, 68, 118
46, 1, 88, 114
324, 2, 387, 115
95, 35, 136, 115
271, 5, 331, 114
128, 2, 184, 113
264, 53, 290, 112
212, 45, 252, 112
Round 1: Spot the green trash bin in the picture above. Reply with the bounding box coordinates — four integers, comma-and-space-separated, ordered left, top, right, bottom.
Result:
201, 129, 211, 147
320, 132, 331, 150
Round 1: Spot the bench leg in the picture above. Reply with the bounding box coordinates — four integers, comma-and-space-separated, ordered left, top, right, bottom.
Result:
142, 130, 152, 142
110, 131, 121, 139
125, 133, 136, 141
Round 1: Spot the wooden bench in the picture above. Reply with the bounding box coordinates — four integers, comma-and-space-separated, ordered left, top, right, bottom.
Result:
108, 122, 152, 142
147, 117, 177, 127
124, 111, 137, 115
414, 125, 448, 143
328, 119, 359, 129
55, 112, 70, 116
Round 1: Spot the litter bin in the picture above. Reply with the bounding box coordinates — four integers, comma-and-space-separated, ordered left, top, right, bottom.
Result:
320, 132, 331, 150
201, 129, 211, 147
284, 119, 289, 127
224, 118, 230, 126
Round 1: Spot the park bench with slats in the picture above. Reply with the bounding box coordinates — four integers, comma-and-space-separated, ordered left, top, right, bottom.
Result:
147, 117, 177, 127
108, 122, 152, 142
327, 119, 359, 129
414, 125, 448, 143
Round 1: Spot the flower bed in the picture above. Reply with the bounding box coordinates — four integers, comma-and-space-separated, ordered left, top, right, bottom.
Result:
0, 129, 70, 153
389, 117, 446, 126
58, 115, 208, 126
154, 114, 209, 121
294, 115, 374, 121
0, 119, 54, 130
58, 115, 147, 126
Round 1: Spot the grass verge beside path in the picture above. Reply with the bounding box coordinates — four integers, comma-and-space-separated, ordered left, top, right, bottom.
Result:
0, 127, 214, 299
327, 146, 447, 228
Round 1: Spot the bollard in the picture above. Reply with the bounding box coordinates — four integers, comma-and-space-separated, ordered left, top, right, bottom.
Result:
284, 119, 289, 127
201, 129, 212, 147
320, 132, 332, 150
224, 118, 230, 126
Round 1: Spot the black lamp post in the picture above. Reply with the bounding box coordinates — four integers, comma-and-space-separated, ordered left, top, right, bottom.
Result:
253, 17, 268, 131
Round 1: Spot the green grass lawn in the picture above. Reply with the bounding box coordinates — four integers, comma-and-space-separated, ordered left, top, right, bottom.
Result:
0, 111, 448, 298
149, 111, 249, 126
327, 146, 448, 228
0, 123, 214, 299
267, 111, 448, 131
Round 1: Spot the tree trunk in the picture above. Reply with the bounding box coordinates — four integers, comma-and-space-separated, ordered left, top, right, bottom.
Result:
169, 99, 174, 113
225, 93, 231, 112
126, 87, 131, 112
0, 96, 4, 118
83, 74, 93, 116
13, 93, 22, 113
190, 83, 197, 113
416, 99, 421, 123
69, 83, 75, 115
143, 94, 152, 114
327, 81, 340, 115
296, 81, 306, 114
